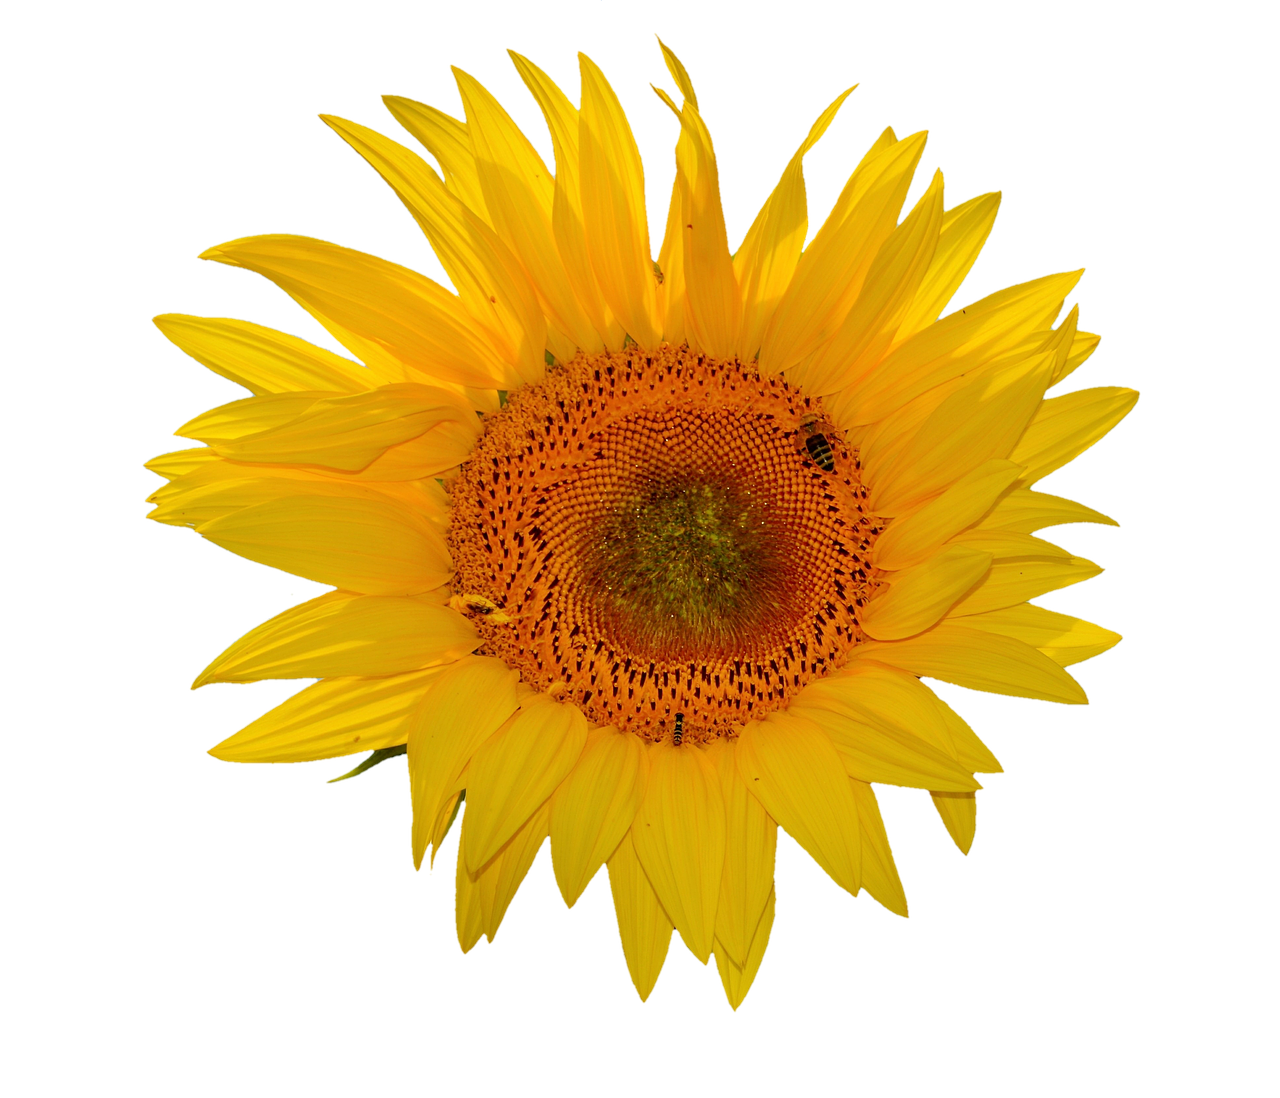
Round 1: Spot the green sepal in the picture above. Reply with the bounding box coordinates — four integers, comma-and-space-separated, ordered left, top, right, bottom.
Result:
327, 744, 407, 784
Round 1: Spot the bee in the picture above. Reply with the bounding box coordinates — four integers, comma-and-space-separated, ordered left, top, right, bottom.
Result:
796, 411, 840, 473
672, 712, 685, 746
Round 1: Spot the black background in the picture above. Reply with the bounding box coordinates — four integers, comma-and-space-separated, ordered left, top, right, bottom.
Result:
135, 14, 1146, 1028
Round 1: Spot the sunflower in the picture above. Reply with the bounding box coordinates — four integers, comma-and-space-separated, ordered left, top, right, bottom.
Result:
147, 42, 1137, 1008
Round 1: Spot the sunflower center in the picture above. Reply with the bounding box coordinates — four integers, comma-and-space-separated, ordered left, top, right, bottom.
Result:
447, 346, 881, 743
583, 476, 776, 652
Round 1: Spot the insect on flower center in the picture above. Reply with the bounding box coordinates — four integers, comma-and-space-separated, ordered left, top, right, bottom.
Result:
447, 346, 881, 743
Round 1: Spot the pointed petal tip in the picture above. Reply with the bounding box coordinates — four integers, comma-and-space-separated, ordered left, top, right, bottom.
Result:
381, 94, 407, 109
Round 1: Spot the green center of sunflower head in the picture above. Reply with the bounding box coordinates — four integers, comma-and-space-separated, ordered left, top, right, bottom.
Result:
586, 477, 777, 647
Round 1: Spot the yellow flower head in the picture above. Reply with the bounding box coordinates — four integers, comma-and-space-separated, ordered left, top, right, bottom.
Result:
147, 42, 1137, 1008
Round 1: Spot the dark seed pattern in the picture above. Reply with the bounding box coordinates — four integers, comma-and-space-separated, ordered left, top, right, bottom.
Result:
447, 346, 882, 744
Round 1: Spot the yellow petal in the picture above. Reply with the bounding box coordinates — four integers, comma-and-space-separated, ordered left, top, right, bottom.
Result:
1010, 386, 1140, 484
713, 886, 775, 1011
464, 696, 588, 873
851, 270, 1082, 426
760, 130, 927, 374
1058, 328, 1101, 385
153, 314, 373, 395
931, 791, 977, 854
733, 87, 855, 361
407, 655, 522, 868
455, 819, 487, 954
790, 698, 980, 792
655, 152, 688, 347
331, 416, 481, 481
865, 352, 1055, 514
193, 591, 478, 686
872, 459, 1024, 570
454, 68, 601, 352
850, 780, 908, 916
549, 725, 648, 906
794, 169, 945, 396
980, 486, 1117, 533
201, 234, 512, 389
210, 384, 475, 472
148, 460, 438, 530
657, 37, 699, 107
707, 738, 777, 968
481, 799, 550, 941
860, 543, 992, 641
736, 711, 862, 894
210, 669, 440, 762
856, 622, 1087, 704
196, 486, 451, 595
144, 447, 217, 481
894, 191, 1001, 339
630, 742, 725, 963
803, 659, 1002, 775
317, 119, 546, 385
177, 392, 328, 443
663, 95, 740, 358
607, 831, 674, 1002
427, 767, 468, 875
960, 603, 1121, 667
453, 68, 553, 213
510, 51, 621, 348
382, 96, 489, 221
948, 529, 1102, 616
508, 50, 579, 163
1041, 304, 1080, 385
578, 54, 659, 347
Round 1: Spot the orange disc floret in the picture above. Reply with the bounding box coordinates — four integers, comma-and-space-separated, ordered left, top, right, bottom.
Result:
447, 345, 882, 742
